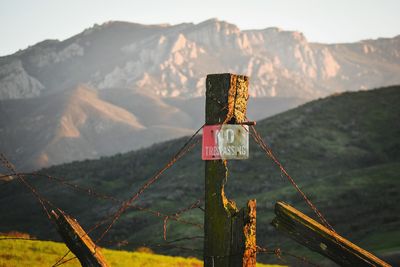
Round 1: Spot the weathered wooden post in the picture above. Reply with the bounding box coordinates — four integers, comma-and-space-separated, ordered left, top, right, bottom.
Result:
204, 73, 256, 267
51, 209, 109, 267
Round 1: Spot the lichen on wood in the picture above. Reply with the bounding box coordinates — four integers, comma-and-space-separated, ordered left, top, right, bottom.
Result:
224, 75, 249, 124
204, 73, 255, 267
243, 200, 257, 267
51, 209, 109, 267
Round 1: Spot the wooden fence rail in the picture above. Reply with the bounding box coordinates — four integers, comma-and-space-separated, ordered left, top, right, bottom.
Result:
51, 209, 109, 267
272, 202, 391, 267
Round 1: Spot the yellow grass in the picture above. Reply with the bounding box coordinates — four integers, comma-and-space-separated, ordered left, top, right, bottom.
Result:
0, 237, 285, 267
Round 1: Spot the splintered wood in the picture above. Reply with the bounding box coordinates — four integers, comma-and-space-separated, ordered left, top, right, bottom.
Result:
51, 209, 109, 267
272, 202, 391, 267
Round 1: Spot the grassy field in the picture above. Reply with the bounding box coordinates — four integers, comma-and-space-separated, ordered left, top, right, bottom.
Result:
0, 237, 284, 267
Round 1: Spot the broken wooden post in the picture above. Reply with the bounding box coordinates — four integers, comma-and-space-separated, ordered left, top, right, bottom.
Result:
51, 209, 109, 267
272, 202, 391, 267
204, 73, 256, 267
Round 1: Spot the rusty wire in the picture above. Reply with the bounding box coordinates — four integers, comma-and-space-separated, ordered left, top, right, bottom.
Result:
51, 250, 71, 267
0, 172, 203, 230
163, 199, 201, 240
52, 256, 77, 267
0, 153, 54, 219
0, 154, 72, 267
256, 245, 321, 267
0, 123, 204, 267
0, 123, 203, 267
170, 198, 203, 218
247, 125, 335, 231
95, 124, 203, 243
163, 198, 204, 239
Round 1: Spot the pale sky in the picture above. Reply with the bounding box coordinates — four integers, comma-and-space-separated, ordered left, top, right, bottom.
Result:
0, 0, 399, 56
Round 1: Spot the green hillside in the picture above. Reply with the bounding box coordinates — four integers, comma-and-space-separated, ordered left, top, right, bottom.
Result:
1, 86, 399, 266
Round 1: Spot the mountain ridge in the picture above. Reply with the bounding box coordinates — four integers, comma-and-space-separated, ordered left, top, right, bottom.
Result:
1, 18, 399, 100
1, 18, 399, 170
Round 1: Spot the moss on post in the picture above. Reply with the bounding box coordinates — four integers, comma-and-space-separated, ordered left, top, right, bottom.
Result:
204, 73, 256, 267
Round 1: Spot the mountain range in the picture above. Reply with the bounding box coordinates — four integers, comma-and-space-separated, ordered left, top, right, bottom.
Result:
0, 18, 399, 170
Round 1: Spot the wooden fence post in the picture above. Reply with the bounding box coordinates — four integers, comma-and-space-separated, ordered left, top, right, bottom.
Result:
272, 202, 391, 267
204, 73, 256, 267
51, 209, 109, 267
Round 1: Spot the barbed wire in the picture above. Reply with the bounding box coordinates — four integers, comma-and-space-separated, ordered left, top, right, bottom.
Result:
0, 153, 54, 219
247, 124, 335, 231
163, 198, 204, 240
0, 154, 73, 267
0, 123, 204, 267
1, 135, 203, 265
95, 124, 204, 244
256, 245, 321, 267
52, 256, 77, 267
0, 172, 203, 230
51, 250, 71, 267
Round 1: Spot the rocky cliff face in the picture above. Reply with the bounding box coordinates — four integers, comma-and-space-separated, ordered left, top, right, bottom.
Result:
1, 19, 399, 100
0, 60, 45, 99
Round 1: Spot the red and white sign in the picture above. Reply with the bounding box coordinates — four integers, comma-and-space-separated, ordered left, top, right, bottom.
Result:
202, 124, 249, 160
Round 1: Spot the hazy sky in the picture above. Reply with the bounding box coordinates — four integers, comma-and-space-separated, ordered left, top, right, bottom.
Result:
1, 0, 399, 56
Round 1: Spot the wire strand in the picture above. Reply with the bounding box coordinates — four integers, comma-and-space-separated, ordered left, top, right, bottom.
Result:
248, 125, 334, 231
96, 125, 203, 243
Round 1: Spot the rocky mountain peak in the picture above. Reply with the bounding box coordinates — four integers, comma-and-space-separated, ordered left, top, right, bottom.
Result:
0, 18, 399, 101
